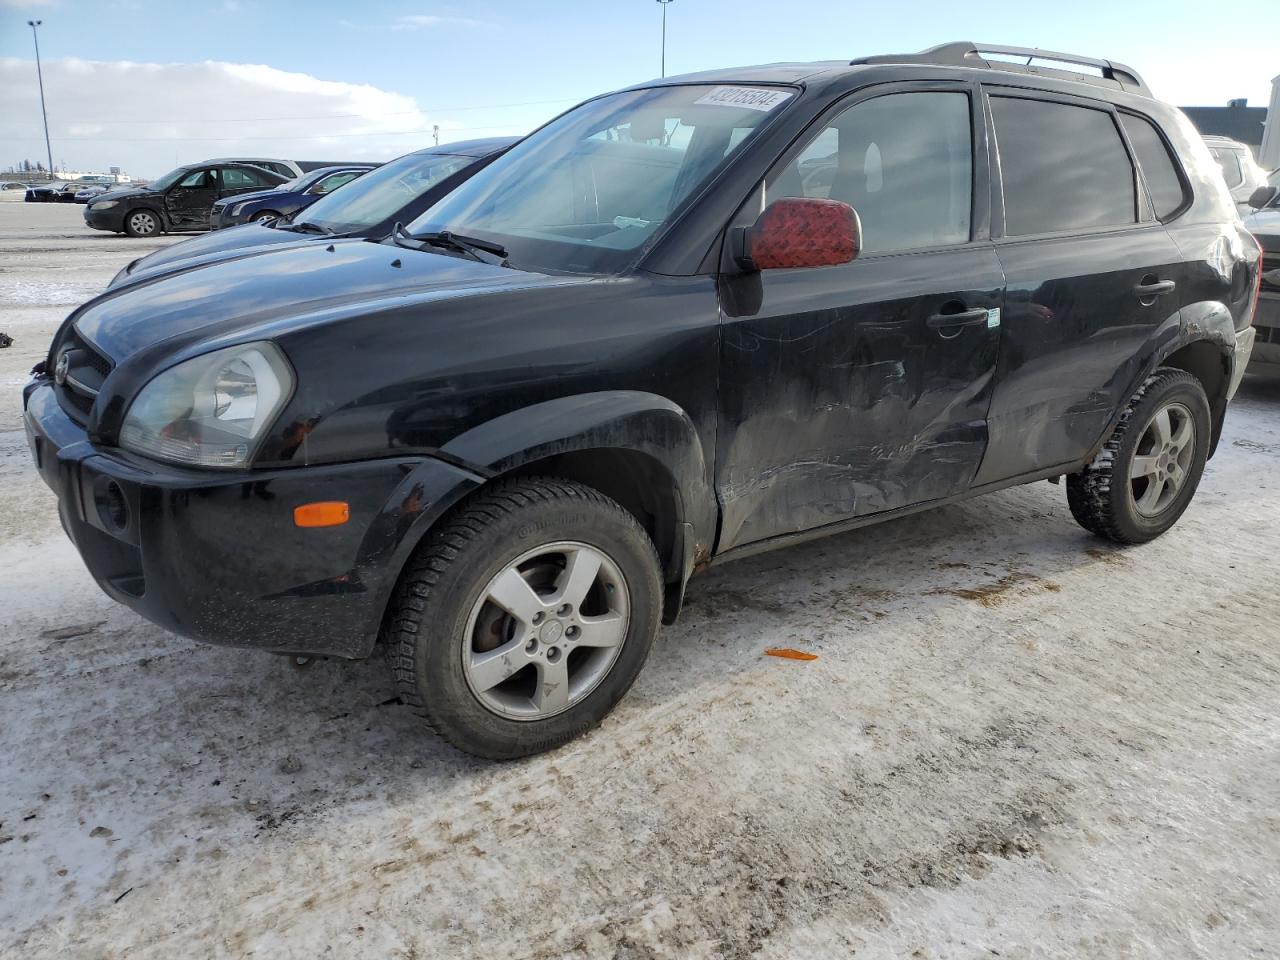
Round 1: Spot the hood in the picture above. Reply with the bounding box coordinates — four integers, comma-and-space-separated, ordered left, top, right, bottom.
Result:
112, 222, 319, 288
92, 185, 148, 204
75, 238, 584, 361
213, 187, 297, 208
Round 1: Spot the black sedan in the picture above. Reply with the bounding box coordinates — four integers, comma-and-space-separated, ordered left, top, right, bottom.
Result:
25, 182, 85, 203
110, 138, 516, 288
209, 164, 378, 229
83, 162, 289, 236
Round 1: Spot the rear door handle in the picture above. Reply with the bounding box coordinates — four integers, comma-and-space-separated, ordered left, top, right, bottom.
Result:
927, 307, 989, 332
1134, 279, 1176, 297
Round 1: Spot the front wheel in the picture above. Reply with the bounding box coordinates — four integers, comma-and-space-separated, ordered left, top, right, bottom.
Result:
382, 478, 663, 760
1067, 368, 1212, 544
123, 208, 161, 238
251, 210, 281, 223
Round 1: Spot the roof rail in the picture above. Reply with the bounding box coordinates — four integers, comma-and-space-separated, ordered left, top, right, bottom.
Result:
851, 41, 1151, 98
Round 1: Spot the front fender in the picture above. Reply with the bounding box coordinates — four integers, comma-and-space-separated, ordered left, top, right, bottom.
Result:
350, 391, 716, 651
441, 390, 716, 547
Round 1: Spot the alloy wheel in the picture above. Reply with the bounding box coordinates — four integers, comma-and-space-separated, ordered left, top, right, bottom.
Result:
462, 541, 630, 720
1128, 401, 1196, 517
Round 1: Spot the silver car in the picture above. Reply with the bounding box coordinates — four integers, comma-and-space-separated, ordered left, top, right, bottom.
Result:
1204, 135, 1270, 212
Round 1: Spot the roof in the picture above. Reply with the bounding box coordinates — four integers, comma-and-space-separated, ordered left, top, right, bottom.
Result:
428, 136, 521, 158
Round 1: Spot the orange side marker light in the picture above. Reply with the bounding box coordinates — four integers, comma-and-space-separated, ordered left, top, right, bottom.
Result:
293, 501, 350, 528
764, 647, 818, 662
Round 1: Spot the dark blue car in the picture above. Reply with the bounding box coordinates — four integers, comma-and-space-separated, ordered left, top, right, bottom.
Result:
209, 164, 378, 228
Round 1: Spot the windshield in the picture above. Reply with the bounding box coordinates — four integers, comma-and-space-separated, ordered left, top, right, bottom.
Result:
294, 152, 477, 233
149, 166, 192, 192
407, 84, 793, 274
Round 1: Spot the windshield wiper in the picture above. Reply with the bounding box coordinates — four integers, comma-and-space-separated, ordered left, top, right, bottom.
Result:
392, 223, 508, 265
282, 220, 334, 235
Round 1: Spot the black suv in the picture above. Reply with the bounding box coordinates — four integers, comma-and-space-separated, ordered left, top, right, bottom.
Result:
83, 161, 289, 236
25, 43, 1262, 759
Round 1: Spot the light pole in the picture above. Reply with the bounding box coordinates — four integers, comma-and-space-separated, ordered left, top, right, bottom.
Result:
28, 20, 55, 179
656, 0, 673, 78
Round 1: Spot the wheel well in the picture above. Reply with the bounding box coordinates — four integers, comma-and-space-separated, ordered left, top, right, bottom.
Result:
505, 449, 682, 584
1159, 340, 1229, 454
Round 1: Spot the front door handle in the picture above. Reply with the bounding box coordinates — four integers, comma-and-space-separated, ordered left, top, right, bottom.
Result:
927, 307, 989, 333
1134, 279, 1176, 297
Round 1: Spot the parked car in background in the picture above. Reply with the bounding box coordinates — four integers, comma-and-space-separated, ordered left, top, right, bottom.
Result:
209, 164, 378, 228
1244, 185, 1280, 369
1204, 136, 1269, 211
83, 161, 290, 236
27, 44, 1261, 759
202, 157, 366, 179
25, 182, 86, 203
110, 138, 515, 287
74, 184, 115, 203
1, 181, 27, 201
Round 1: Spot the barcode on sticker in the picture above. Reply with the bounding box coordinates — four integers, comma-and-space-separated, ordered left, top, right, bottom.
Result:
693, 86, 794, 112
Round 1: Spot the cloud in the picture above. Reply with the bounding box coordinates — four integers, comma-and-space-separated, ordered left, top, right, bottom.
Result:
393, 14, 484, 30
0, 57, 487, 178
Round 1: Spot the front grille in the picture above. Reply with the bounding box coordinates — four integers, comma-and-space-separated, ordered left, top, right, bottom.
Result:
54, 327, 114, 425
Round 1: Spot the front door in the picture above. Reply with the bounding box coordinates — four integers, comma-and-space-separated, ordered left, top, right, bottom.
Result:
165, 167, 219, 227
715, 85, 1005, 551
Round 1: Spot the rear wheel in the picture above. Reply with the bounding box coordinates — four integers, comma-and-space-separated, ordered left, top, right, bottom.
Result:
1067, 369, 1211, 544
123, 208, 161, 238
382, 478, 663, 760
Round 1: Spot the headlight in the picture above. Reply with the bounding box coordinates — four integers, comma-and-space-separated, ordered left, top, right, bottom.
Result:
120, 342, 294, 468
226, 203, 245, 218
93, 200, 118, 210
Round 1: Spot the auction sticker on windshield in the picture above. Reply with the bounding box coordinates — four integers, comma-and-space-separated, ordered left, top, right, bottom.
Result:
694, 86, 793, 111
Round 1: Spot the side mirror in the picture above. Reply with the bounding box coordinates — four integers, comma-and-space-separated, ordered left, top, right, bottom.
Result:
735, 197, 861, 270
1247, 185, 1278, 209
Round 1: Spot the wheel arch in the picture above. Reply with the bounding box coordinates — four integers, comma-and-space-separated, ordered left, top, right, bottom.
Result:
357, 391, 717, 649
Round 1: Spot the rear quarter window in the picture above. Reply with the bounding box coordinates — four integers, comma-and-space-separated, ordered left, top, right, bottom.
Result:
990, 95, 1136, 237
1119, 113, 1188, 220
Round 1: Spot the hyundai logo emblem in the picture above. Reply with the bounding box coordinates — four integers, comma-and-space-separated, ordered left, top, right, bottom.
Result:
54, 351, 71, 386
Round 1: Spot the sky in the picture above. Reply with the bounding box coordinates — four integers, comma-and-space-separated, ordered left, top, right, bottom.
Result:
0, 0, 1277, 178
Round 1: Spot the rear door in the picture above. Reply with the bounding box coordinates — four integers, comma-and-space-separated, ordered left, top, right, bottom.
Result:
974, 88, 1186, 484
714, 83, 1006, 550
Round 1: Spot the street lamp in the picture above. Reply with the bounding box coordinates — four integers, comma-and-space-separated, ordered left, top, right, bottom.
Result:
28, 20, 55, 179
656, 0, 673, 78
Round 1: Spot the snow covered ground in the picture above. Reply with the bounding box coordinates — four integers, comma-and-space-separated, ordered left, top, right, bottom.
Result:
3, 203, 1279, 959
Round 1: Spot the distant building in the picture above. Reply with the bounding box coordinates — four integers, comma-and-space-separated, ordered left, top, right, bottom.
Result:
1181, 98, 1268, 159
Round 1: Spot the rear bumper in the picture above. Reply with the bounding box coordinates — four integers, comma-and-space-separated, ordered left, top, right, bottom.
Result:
23, 380, 481, 659
1250, 293, 1280, 367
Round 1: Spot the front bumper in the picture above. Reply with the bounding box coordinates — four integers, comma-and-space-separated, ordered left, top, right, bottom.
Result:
83, 204, 125, 233
23, 380, 480, 659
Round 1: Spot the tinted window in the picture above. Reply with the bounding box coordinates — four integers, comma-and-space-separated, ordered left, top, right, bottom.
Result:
767, 91, 972, 254
220, 168, 272, 189
991, 97, 1136, 236
1119, 114, 1186, 219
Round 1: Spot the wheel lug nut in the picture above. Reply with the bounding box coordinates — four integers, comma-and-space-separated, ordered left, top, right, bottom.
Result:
547, 647, 561, 663
525, 639, 538, 654
566, 625, 580, 640
532, 612, 544, 625
557, 603, 572, 616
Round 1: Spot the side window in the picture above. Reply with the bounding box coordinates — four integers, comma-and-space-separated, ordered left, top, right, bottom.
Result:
768, 91, 973, 255
314, 172, 359, 194
990, 96, 1136, 237
221, 168, 273, 189
1210, 149, 1243, 188
177, 169, 212, 189
1119, 114, 1188, 219
257, 162, 293, 179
